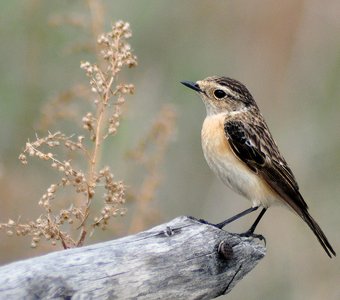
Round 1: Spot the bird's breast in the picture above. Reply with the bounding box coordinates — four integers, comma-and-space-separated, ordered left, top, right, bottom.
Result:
201, 114, 279, 208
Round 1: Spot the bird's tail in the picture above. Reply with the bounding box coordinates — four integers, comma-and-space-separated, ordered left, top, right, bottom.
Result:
300, 210, 336, 258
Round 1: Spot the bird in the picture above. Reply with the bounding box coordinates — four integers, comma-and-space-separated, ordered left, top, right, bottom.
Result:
181, 76, 336, 258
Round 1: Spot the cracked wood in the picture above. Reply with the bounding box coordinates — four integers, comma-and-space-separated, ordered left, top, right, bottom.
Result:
0, 216, 266, 299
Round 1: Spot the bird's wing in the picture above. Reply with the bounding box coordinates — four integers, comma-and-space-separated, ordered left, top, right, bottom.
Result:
224, 117, 337, 258
224, 117, 308, 211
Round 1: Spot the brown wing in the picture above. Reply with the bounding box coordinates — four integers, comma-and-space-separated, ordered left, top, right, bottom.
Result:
224, 117, 308, 211
224, 116, 336, 257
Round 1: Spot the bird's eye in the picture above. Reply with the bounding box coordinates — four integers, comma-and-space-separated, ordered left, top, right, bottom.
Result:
213, 89, 226, 99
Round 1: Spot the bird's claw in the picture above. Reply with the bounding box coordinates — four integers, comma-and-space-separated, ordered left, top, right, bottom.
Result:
240, 231, 266, 245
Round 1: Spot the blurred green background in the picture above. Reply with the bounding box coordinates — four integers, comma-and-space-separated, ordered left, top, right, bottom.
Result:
0, 1, 339, 299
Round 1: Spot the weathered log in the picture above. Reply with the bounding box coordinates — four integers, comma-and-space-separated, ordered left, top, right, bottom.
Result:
0, 216, 266, 299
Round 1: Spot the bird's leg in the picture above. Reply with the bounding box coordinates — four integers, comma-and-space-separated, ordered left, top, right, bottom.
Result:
214, 206, 259, 229
248, 208, 267, 234
240, 208, 267, 241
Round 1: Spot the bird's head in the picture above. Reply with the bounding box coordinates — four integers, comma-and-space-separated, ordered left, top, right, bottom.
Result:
181, 76, 257, 116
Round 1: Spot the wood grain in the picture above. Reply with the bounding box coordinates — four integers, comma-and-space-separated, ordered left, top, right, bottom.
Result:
0, 216, 266, 299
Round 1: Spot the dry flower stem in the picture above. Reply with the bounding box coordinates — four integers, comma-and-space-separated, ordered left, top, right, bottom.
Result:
1, 19, 137, 249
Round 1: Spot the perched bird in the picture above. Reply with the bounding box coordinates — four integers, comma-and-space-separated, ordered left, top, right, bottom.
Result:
181, 76, 336, 258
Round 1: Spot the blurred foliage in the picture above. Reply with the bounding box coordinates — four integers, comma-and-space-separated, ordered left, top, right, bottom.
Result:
0, 1, 339, 299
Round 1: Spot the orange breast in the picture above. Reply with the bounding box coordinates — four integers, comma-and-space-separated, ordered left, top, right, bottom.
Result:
201, 114, 235, 161
201, 113, 282, 208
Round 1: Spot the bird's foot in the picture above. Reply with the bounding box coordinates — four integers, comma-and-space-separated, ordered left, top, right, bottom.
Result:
240, 230, 266, 244
198, 218, 233, 229
192, 217, 226, 228
213, 221, 229, 229
197, 218, 218, 227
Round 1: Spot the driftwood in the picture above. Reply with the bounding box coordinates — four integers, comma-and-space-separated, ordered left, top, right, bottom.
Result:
0, 216, 266, 299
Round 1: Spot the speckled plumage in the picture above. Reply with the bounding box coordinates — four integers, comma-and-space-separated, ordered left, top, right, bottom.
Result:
182, 76, 335, 257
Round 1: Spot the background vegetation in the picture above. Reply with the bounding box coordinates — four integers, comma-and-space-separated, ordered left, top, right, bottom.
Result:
0, 1, 339, 299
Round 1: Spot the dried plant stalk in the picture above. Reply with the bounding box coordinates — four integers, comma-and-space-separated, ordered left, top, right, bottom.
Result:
1, 20, 137, 249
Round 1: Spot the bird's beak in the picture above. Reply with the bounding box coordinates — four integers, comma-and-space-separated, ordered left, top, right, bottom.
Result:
180, 80, 202, 93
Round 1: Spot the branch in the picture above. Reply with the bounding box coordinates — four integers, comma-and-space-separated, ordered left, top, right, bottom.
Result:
0, 216, 266, 299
